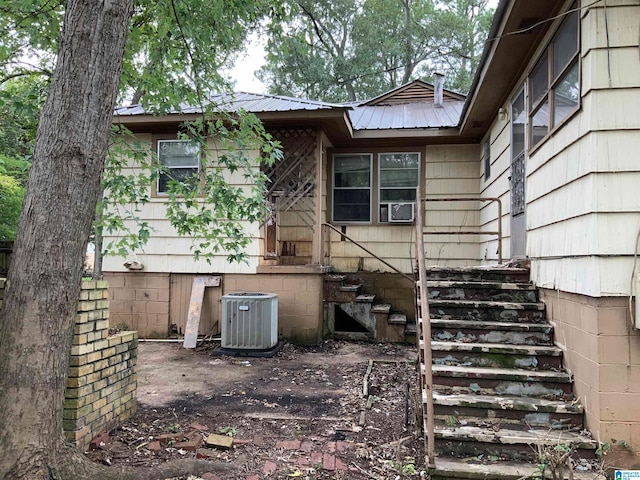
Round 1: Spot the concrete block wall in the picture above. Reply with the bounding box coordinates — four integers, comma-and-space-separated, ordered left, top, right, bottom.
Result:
104, 272, 170, 338
541, 289, 640, 467
224, 273, 323, 345
64, 279, 138, 450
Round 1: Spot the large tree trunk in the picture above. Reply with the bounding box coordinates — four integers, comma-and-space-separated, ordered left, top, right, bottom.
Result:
0, 0, 134, 478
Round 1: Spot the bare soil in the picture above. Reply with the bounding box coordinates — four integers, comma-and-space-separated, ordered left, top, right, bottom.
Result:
87, 340, 424, 479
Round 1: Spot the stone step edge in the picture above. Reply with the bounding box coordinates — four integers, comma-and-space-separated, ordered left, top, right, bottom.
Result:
388, 313, 407, 324
355, 294, 375, 303
425, 266, 530, 275
428, 340, 562, 357
424, 364, 571, 383
371, 304, 391, 314
433, 424, 597, 449
429, 392, 583, 414
430, 319, 552, 332
429, 458, 604, 480
425, 280, 535, 291
430, 300, 545, 311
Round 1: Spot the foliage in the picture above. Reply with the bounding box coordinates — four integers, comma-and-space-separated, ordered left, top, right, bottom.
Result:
101, 113, 282, 264
0, 0, 285, 265
258, 0, 494, 102
0, 170, 24, 241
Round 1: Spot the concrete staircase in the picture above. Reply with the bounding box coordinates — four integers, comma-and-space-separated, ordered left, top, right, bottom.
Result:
323, 274, 414, 342
420, 267, 601, 479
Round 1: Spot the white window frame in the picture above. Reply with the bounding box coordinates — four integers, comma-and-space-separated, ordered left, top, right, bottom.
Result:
156, 139, 200, 195
331, 153, 373, 223
378, 152, 420, 223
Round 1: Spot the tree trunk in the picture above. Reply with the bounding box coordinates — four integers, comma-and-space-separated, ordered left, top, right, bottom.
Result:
0, 0, 134, 478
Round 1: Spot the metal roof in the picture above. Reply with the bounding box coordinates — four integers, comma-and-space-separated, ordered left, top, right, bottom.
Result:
348, 100, 464, 130
114, 88, 464, 131
114, 92, 345, 116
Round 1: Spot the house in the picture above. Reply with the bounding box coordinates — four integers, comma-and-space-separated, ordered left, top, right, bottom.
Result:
104, 0, 640, 460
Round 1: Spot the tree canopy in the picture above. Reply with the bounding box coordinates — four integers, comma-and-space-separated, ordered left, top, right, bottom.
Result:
258, 0, 494, 102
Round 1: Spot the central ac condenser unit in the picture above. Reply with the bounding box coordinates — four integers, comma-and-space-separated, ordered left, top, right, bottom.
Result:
221, 292, 278, 349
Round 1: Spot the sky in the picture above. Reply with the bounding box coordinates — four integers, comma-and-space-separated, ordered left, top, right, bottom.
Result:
228, 0, 500, 95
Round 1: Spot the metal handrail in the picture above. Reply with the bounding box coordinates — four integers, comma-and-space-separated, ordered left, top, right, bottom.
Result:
415, 191, 435, 468
321, 223, 414, 284
422, 197, 504, 264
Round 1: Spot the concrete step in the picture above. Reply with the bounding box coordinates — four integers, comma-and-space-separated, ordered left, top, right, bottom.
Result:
431, 392, 583, 430
434, 424, 597, 461
429, 340, 563, 370
431, 319, 554, 346
426, 266, 530, 283
404, 322, 417, 335
388, 313, 407, 325
371, 303, 391, 314
323, 280, 361, 303
429, 299, 546, 323
428, 365, 574, 400
427, 280, 537, 303
429, 457, 604, 480
356, 293, 376, 303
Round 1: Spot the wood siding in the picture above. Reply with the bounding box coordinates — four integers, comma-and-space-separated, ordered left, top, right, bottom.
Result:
328, 144, 480, 273
479, 0, 640, 297
102, 135, 262, 274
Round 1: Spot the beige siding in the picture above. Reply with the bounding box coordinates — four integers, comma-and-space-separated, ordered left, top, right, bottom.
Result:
480, 116, 511, 263
423, 145, 481, 266
329, 144, 480, 272
102, 135, 262, 274
481, 0, 640, 297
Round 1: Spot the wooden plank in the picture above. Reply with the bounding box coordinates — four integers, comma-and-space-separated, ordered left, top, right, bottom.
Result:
183, 276, 221, 348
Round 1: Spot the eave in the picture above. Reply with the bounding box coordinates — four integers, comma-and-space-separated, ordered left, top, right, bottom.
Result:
460, 0, 565, 136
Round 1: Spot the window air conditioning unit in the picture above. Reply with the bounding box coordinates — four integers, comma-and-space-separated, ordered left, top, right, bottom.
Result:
388, 202, 415, 223
221, 292, 278, 349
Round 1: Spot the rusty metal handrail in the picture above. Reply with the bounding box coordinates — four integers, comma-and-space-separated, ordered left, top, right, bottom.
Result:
422, 197, 503, 264
321, 223, 414, 284
415, 191, 435, 468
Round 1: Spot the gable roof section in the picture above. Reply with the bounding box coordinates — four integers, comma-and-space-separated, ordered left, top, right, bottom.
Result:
364, 79, 465, 106
349, 79, 465, 131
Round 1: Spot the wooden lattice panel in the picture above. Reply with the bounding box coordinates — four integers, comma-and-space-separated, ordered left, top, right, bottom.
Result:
264, 129, 317, 229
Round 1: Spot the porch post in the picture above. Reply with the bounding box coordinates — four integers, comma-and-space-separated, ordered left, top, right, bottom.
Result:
312, 131, 324, 264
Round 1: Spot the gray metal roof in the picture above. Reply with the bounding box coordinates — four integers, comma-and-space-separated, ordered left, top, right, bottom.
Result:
114, 89, 463, 131
114, 92, 345, 116
348, 100, 464, 130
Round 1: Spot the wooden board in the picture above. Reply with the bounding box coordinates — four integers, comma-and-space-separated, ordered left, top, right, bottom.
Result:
182, 276, 221, 349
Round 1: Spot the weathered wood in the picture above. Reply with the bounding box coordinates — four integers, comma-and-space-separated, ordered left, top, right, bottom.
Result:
183, 276, 221, 349
362, 359, 374, 397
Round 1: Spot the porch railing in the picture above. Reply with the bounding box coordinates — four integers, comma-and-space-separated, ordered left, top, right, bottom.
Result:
422, 197, 504, 264
321, 223, 414, 284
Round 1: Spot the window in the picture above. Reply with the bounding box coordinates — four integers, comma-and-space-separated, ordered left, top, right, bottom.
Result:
332, 154, 372, 222
331, 152, 419, 223
483, 138, 491, 180
528, 7, 579, 148
157, 140, 200, 194
378, 153, 419, 222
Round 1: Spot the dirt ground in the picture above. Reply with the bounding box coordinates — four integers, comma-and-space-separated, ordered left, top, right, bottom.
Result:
88, 340, 424, 479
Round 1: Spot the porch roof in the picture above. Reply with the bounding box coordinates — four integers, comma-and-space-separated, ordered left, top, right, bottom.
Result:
114, 91, 347, 116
